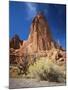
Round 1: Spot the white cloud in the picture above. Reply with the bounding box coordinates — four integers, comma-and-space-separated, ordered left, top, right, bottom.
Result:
27, 3, 36, 12
26, 3, 37, 20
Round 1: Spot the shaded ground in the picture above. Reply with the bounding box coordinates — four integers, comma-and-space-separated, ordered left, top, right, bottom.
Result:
9, 78, 66, 89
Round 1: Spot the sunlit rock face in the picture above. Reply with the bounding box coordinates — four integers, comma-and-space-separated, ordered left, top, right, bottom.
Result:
23, 12, 59, 54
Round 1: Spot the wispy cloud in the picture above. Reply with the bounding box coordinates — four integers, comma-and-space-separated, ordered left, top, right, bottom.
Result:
25, 3, 50, 20
26, 3, 37, 20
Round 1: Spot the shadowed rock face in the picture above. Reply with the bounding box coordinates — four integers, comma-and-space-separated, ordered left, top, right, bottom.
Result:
10, 34, 23, 49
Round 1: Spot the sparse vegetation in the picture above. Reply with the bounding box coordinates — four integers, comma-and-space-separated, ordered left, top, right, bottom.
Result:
28, 57, 66, 82
9, 56, 66, 83
9, 56, 29, 78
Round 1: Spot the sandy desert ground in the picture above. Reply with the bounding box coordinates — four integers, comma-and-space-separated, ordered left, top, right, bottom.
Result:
9, 78, 66, 89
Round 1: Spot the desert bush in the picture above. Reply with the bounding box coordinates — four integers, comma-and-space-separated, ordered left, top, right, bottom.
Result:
28, 57, 66, 82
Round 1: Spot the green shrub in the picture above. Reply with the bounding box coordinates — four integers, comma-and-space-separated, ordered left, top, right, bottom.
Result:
28, 57, 66, 82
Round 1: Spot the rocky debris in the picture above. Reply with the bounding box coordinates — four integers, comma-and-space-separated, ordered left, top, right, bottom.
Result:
46, 48, 66, 65
55, 50, 66, 65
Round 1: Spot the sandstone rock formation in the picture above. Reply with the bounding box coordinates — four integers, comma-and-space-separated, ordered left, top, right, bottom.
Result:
22, 12, 60, 54
10, 12, 66, 66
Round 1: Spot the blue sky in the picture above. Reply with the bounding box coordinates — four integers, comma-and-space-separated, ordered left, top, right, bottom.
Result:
9, 1, 66, 49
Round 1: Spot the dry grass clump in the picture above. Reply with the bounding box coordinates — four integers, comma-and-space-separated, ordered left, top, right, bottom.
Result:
9, 66, 20, 78
28, 57, 66, 82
